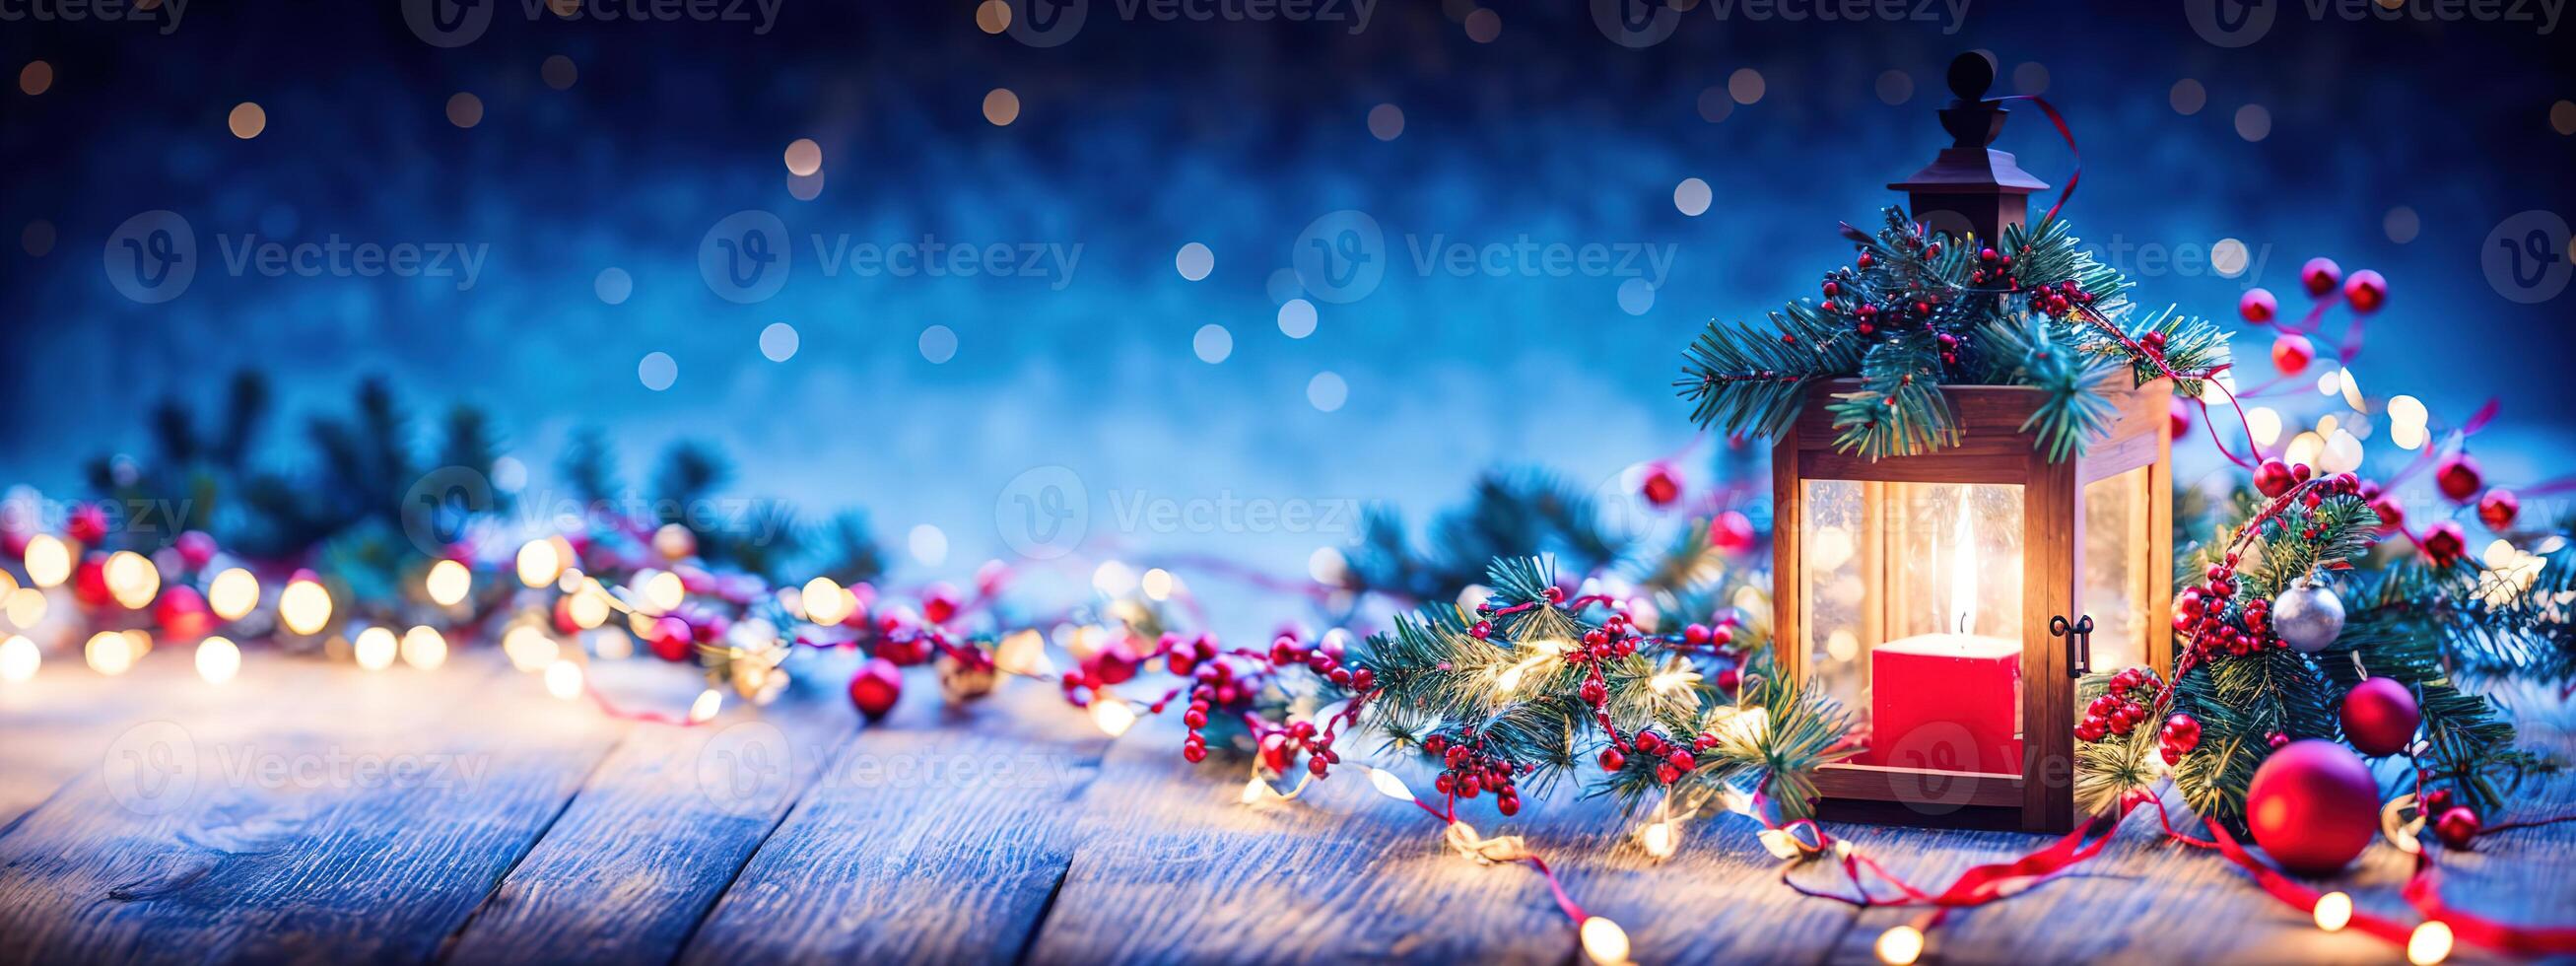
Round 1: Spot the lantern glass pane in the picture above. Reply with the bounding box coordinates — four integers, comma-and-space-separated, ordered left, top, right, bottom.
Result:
1802, 479, 2025, 778
2081, 467, 2152, 673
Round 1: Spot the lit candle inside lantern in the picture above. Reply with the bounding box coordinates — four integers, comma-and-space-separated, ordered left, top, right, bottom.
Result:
1868, 490, 2022, 775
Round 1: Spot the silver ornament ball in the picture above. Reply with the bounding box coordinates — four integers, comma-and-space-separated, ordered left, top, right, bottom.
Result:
2271, 581, 2345, 654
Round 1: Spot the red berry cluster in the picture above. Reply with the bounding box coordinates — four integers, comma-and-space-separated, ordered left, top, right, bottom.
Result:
2076, 666, 2164, 742
2157, 713, 2202, 766
2022, 277, 2094, 319
1423, 733, 1529, 815
2173, 553, 2276, 659
2419, 788, 2483, 850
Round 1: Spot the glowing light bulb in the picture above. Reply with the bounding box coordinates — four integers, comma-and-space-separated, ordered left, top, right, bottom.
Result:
1092, 561, 1137, 596
503, 625, 560, 672
569, 586, 611, 629
1240, 778, 1267, 805
2246, 407, 2283, 448
208, 567, 259, 621
400, 626, 448, 670
6, 587, 46, 628
689, 688, 722, 724
1141, 567, 1175, 601
425, 559, 471, 606
280, 579, 333, 635
1642, 821, 1678, 859
640, 570, 685, 613
86, 631, 135, 675
1091, 699, 1136, 737
2407, 921, 2453, 965
1364, 766, 1414, 802
1, 635, 37, 682
1875, 925, 1925, 965
103, 551, 160, 609
801, 577, 850, 625
353, 626, 398, 670
994, 629, 1050, 676
2313, 891, 2352, 932
544, 659, 584, 700
516, 539, 563, 587
23, 534, 71, 588
196, 636, 240, 684
1580, 917, 1631, 965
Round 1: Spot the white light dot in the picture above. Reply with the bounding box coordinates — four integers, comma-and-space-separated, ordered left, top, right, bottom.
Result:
2211, 239, 2250, 277
919, 324, 958, 364
638, 352, 677, 391
1176, 242, 1214, 281
2012, 61, 2049, 95
786, 170, 825, 202
1307, 372, 1347, 412
1618, 278, 1656, 315
1874, 70, 1913, 104
1277, 299, 1318, 338
1265, 267, 1303, 304
1192, 324, 1234, 364
1673, 177, 1712, 217
760, 322, 800, 362
492, 455, 528, 492
1367, 104, 1404, 141
1696, 86, 1733, 122
2235, 104, 2271, 142
909, 524, 949, 567
2385, 206, 2420, 243
783, 138, 823, 177
1729, 68, 1765, 104
2171, 78, 2206, 115
594, 268, 633, 305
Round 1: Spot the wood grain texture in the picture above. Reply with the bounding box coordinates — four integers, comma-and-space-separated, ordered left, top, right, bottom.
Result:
676, 678, 1108, 966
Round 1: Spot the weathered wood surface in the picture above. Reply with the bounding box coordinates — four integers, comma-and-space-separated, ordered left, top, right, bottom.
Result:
2, 643, 2571, 965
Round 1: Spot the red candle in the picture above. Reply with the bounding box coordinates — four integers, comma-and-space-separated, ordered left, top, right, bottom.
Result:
1866, 634, 2022, 775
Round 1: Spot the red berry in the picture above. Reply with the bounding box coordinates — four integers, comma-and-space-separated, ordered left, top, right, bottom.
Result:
2478, 489, 2520, 531
2434, 806, 2482, 850
2238, 288, 2277, 323
2301, 257, 2342, 297
1598, 747, 1625, 771
847, 657, 904, 722
2435, 453, 2483, 503
2422, 521, 2468, 565
1716, 667, 1741, 693
2254, 459, 2295, 499
1640, 464, 1682, 509
1656, 764, 1681, 784
2341, 270, 2386, 312
2270, 334, 2315, 376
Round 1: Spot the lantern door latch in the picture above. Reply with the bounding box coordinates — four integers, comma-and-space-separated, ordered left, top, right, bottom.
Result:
2051, 615, 2094, 678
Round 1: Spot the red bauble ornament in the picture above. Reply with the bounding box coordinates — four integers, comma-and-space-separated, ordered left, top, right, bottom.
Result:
2245, 739, 2380, 873
2168, 397, 2194, 441
1640, 464, 1682, 510
920, 585, 961, 625
2434, 806, 2482, 850
2434, 453, 2483, 502
2254, 458, 2296, 499
2341, 269, 2387, 313
648, 615, 696, 662
2238, 288, 2277, 323
2270, 334, 2315, 376
1710, 511, 1756, 555
73, 553, 112, 607
2370, 494, 2407, 532
2477, 489, 2520, 531
2339, 677, 2421, 757
66, 503, 109, 545
847, 656, 904, 722
154, 585, 213, 642
2300, 257, 2342, 297
2422, 520, 2467, 565
174, 530, 219, 570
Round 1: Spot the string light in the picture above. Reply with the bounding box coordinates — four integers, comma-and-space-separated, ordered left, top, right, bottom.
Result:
1240, 778, 1267, 804
1363, 765, 1414, 802
1090, 698, 1137, 737
568, 585, 612, 629
86, 631, 136, 675
1, 635, 36, 682
103, 551, 160, 609
1875, 925, 1926, 965
353, 626, 398, 670
503, 625, 560, 672
543, 659, 584, 700
23, 533, 71, 588
1140, 568, 1175, 601
1641, 820, 1679, 859
6, 587, 45, 628
0, 568, 16, 600
400, 626, 448, 670
279, 579, 333, 635
689, 688, 723, 724
801, 576, 850, 625
516, 539, 563, 588
639, 570, 685, 614
196, 636, 240, 684
208, 567, 259, 620
425, 559, 471, 607
2313, 891, 2352, 932
2407, 921, 2453, 964
1579, 917, 1630, 965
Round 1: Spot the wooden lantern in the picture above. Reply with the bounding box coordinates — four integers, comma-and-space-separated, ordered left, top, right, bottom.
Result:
1769, 56, 2174, 833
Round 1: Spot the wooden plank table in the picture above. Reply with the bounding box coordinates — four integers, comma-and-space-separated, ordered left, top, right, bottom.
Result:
2, 644, 2569, 965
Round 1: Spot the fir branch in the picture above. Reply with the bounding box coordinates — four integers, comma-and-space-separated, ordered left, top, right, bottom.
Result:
1826, 334, 1958, 459
1978, 314, 2120, 461
1677, 302, 1864, 441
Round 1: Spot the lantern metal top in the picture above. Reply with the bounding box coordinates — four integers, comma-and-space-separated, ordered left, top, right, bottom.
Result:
1888, 52, 2050, 244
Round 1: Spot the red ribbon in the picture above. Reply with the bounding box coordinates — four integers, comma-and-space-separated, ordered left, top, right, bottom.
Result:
1997, 95, 2079, 226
